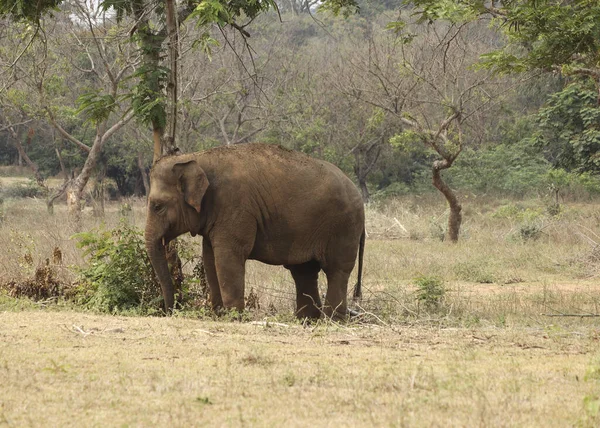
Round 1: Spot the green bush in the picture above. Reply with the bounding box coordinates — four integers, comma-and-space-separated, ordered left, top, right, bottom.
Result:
415, 275, 445, 311
1, 180, 47, 199
448, 144, 551, 197
454, 262, 496, 284
72, 221, 162, 314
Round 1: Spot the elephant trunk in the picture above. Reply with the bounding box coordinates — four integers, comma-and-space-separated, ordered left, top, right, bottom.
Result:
146, 236, 175, 313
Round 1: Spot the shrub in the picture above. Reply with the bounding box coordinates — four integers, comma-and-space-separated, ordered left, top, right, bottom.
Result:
72, 221, 162, 314
2, 262, 62, 300
454, 261, 496, 284
1, 180, 47, 199
415, 275, 445, 311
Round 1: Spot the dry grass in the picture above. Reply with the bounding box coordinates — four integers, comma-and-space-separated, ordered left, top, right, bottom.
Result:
2, 194, 600, 425
0, 309, 598, 426
2, 195, 600, 320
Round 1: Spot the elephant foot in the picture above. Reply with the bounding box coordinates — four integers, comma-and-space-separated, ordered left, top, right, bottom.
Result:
295, 303, 321, 320
347, 307, 361, 318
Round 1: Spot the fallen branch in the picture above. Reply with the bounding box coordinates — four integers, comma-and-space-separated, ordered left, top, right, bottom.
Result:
541, 313, 600, 317
250, 321, 290, 328
71, 325, 92, 337
393, 217, 409, 235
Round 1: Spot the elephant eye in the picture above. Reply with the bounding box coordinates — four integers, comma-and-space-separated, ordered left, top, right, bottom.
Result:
153, 202, 164, 213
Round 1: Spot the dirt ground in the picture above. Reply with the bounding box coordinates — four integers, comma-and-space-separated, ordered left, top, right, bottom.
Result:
1, 308, 599, 427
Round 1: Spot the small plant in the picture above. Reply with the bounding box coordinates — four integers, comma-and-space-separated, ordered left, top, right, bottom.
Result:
546, 201, 561, 217
454, 261, 496, 284
72, 221, 161, 314
119, 202, 133, 217
429, 220, 446, 242
196, 396, 212, 405
283, 372, 296, 387
518, 222, 543, 241
414, 275, 445, 311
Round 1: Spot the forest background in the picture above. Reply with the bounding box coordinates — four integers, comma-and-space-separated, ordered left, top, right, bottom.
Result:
2, 0, 599, 217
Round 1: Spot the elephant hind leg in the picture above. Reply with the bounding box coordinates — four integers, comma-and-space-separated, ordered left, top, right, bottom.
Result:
288, 260, 322, 320
322, 268, 351, 320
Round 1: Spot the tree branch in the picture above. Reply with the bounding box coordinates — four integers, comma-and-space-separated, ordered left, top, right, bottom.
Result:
45, 108, 91, 153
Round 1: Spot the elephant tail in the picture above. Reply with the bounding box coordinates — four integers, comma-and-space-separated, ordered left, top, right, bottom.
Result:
353, 228, 365, 300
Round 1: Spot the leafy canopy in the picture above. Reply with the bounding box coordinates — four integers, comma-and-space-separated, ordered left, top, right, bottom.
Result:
403, 0, 600, 75
2, 0, 359, 26
0, 0, 62, 22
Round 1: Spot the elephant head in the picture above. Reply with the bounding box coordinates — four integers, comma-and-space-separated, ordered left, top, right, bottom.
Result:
144, 158, 209, 312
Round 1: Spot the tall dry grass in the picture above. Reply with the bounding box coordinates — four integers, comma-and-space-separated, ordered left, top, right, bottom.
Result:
1, 194, 600, 324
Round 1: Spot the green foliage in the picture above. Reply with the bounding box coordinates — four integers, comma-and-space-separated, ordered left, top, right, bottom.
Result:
99, 0, 134, 22
406, 1, 600, 76
448, 142, 551, 197
318, 0, 359, 17
0, 0, 62, 22
0, 180, 48, 199
532, 80, 600, 174
125, 64, 169, 129
414, 275, 445, 311
518, 221, 544, 242
454, 261, 496, 284
76, 91, 117, 124
405, 0, 481, 24
72, 221, 161, 314
191, 32, 221, 59
389, 130, 424, 151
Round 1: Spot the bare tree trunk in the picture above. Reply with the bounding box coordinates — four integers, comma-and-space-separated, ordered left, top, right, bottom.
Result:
91, 164, 106, 218
55, 148, 66, 179
164, 0, 179, 155
164, 0, 184, 303
432, 160, 462, 243
47, 148, 69, 215
353, 140, 382, 203
8, 127, 45, 187
47, 179, 70, 215
358, 175, 370, 202
62, 113, 133, 218
137, 151, 150, 196
66, 131, 103, 218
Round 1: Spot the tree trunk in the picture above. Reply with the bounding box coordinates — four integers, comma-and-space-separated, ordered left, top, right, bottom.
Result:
8, 127, 45, 187
137, 151, 150, 196
164, 0, 179, 156
92, 165, 106, 218
358, 177, 370, 203
55, 148, 66, 179
47, 179, 70, 215
432, 160, 462, 243
66, 131, 105, 218
132, 0, 191, 312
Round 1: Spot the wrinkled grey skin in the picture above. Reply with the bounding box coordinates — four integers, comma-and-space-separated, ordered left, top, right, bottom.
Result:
145, 143, 365, 319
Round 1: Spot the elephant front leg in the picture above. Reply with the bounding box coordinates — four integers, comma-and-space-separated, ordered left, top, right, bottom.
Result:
213, 246, 246, 312
202, 239, 223, 311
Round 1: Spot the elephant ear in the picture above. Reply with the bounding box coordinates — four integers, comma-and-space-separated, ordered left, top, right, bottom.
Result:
172, 160, 209, 213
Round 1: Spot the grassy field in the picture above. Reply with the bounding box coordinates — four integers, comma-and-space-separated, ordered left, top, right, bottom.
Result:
1, 193, 600, 426
0, 306, 599, 426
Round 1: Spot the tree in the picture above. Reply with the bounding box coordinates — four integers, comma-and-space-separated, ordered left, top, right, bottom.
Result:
403, 0, 600, 173
334, 17, 505, 241
530, 79, 600, 174
2, 0, 359, 164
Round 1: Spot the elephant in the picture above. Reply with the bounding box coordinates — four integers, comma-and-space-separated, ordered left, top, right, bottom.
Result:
145, 143, 365, 319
